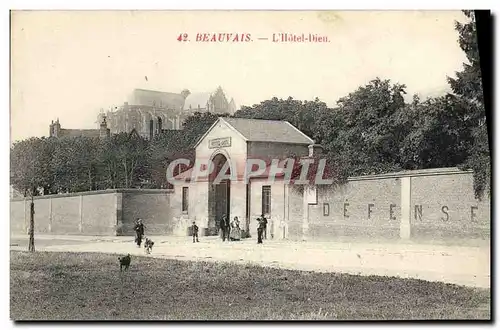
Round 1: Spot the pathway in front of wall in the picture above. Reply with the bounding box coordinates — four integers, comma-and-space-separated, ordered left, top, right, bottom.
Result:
10, 234, 490, 289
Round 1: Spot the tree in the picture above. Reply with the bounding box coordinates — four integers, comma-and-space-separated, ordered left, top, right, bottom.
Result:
75, 137, 101, 191
147, 129, 192, 188
448, 11, 484, 111
114, 132, 148, 188
398, 95, 473, 170
236, 97, 303, 122
51, 138, 79, 193
300, 98, 330, 143
10, 138, 54, 252
182, 112, 223, 147
49, 137, 101, 193
234, 96, 329, 142
448, 10, 490, 199
98, 136, 121, 189
320, 78, 408, 176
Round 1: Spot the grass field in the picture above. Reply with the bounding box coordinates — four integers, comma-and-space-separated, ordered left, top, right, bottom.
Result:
10, 251, 490, 321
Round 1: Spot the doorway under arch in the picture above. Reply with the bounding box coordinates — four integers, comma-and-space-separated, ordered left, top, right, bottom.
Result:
207, 153, 231, 235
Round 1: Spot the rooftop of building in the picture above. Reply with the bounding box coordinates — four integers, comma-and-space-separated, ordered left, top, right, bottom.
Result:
127, 88, 186, 109
183, 92, 211, 111
59, 129, 102, 138
196, 117, 315, 147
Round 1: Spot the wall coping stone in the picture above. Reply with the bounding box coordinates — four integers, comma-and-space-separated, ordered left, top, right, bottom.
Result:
10, 188, 174, 202
348, 167, 473, 182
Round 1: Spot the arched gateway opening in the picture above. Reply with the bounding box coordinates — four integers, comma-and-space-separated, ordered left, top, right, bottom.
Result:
207, 153, 231, 235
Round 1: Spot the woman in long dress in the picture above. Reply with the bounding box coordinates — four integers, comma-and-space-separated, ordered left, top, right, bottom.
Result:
230, 216, 242, 241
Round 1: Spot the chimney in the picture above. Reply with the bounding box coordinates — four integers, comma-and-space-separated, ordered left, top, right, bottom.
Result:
308, 144, 323, 157
51, 119, 61, 137
99, 116, 110, 139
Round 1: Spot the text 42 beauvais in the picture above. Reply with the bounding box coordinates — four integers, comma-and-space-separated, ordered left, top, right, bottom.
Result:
177, 33, 329, 43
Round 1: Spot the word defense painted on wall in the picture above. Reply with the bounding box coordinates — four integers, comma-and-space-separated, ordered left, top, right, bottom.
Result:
322, 203, 480, 222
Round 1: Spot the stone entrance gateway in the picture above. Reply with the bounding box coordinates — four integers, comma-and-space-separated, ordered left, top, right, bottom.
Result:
171, 117, 318, 239
207, 153, 231, 235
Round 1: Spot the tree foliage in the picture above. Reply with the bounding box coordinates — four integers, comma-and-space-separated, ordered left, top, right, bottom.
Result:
11, 137, 54, 197
319, 78, 407, 176
235, 97, 329, 141
10, 137, 55, 252
447, 10, 490, 199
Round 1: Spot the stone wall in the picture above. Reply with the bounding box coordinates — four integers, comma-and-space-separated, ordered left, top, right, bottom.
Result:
120, 190, 173, 235
304, 177, 402, 241
299, 168, 490, 242
409, 171, 489, 240
169, 168, 490, 243
10, 189, 173, 236
20, 167, 488, 242
170, 182, 209, 237
248, 179, 287, 239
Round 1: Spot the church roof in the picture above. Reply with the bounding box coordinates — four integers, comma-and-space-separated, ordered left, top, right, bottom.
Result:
183, 92, 211, 110
59, 129, 101, 138
128, 89, 185, 109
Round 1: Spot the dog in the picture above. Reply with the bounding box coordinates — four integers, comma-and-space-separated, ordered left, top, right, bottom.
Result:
144, 237, 154, 254
118, 254, 131, 272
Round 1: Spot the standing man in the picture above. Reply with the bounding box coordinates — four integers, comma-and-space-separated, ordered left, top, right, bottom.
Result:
224, 215, 231, 241
261, 214, 268, 240
256, 216, 265, 244
191, 221, 199, 243
134, 218, 145, 248
219, 214, 225, 242
219, 214, 230, 242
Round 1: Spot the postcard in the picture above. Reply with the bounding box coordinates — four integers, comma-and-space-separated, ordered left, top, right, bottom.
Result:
9, 10, 491, 321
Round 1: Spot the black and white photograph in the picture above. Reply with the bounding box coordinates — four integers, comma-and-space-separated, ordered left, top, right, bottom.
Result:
8, 9, 491, 321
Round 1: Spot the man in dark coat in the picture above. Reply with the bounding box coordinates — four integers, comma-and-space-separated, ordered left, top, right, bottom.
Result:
219, 214, 230, 242
261, 214, 268, 240
191, 221, 199, 243
134, 218, 145, 247
257, 216, 265, 244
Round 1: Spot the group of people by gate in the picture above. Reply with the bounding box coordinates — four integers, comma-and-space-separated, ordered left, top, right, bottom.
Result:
219, 214, 268, 244
132, 214, 270, 246
219, 215, 242, 242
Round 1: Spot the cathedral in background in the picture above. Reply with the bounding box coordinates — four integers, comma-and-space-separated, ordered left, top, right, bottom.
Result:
100, 86, 236, 139
50, 86, 237, 139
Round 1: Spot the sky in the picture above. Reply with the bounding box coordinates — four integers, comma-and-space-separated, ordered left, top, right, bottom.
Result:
10, 10, 468, 142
